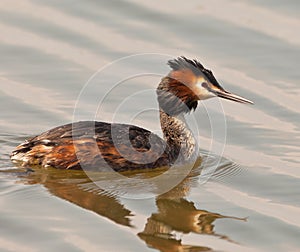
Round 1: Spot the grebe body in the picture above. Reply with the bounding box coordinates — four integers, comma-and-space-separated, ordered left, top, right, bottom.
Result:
11, 57, 253, 171
11, 121, 172, 171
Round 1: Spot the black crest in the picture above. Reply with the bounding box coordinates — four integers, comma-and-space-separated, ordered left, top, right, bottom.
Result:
168, 56, 225, 91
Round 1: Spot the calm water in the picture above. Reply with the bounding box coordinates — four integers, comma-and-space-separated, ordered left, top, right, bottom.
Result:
1, 1, 300, 251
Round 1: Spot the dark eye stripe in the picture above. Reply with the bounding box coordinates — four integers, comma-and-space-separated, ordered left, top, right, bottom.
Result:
202, 69, 225, 91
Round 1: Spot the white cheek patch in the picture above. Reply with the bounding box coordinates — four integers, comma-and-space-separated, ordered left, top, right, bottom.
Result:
196, 81, 216, 100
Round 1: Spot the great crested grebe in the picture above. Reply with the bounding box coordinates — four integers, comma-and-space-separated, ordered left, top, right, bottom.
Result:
11, 57, 253, 172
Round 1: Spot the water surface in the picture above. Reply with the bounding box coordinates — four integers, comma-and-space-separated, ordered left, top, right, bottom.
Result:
1, 1, 300, 251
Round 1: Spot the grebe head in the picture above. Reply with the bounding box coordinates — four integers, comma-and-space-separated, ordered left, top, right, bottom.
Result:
157, 56, 253, 115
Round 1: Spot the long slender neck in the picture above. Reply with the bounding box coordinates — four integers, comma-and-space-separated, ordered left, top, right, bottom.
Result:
159, 109, 197, 163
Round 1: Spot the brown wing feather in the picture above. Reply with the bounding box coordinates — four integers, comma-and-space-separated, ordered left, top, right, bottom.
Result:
11, 121, 174, 171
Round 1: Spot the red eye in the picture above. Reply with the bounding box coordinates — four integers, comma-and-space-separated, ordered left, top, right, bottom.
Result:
202, 82, 208, 89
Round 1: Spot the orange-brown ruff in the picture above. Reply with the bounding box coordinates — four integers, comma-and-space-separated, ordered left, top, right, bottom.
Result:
11, 57, 253, 171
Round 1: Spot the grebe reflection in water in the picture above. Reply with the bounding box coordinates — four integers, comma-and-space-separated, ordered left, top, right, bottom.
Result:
11, 57, 253, 171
